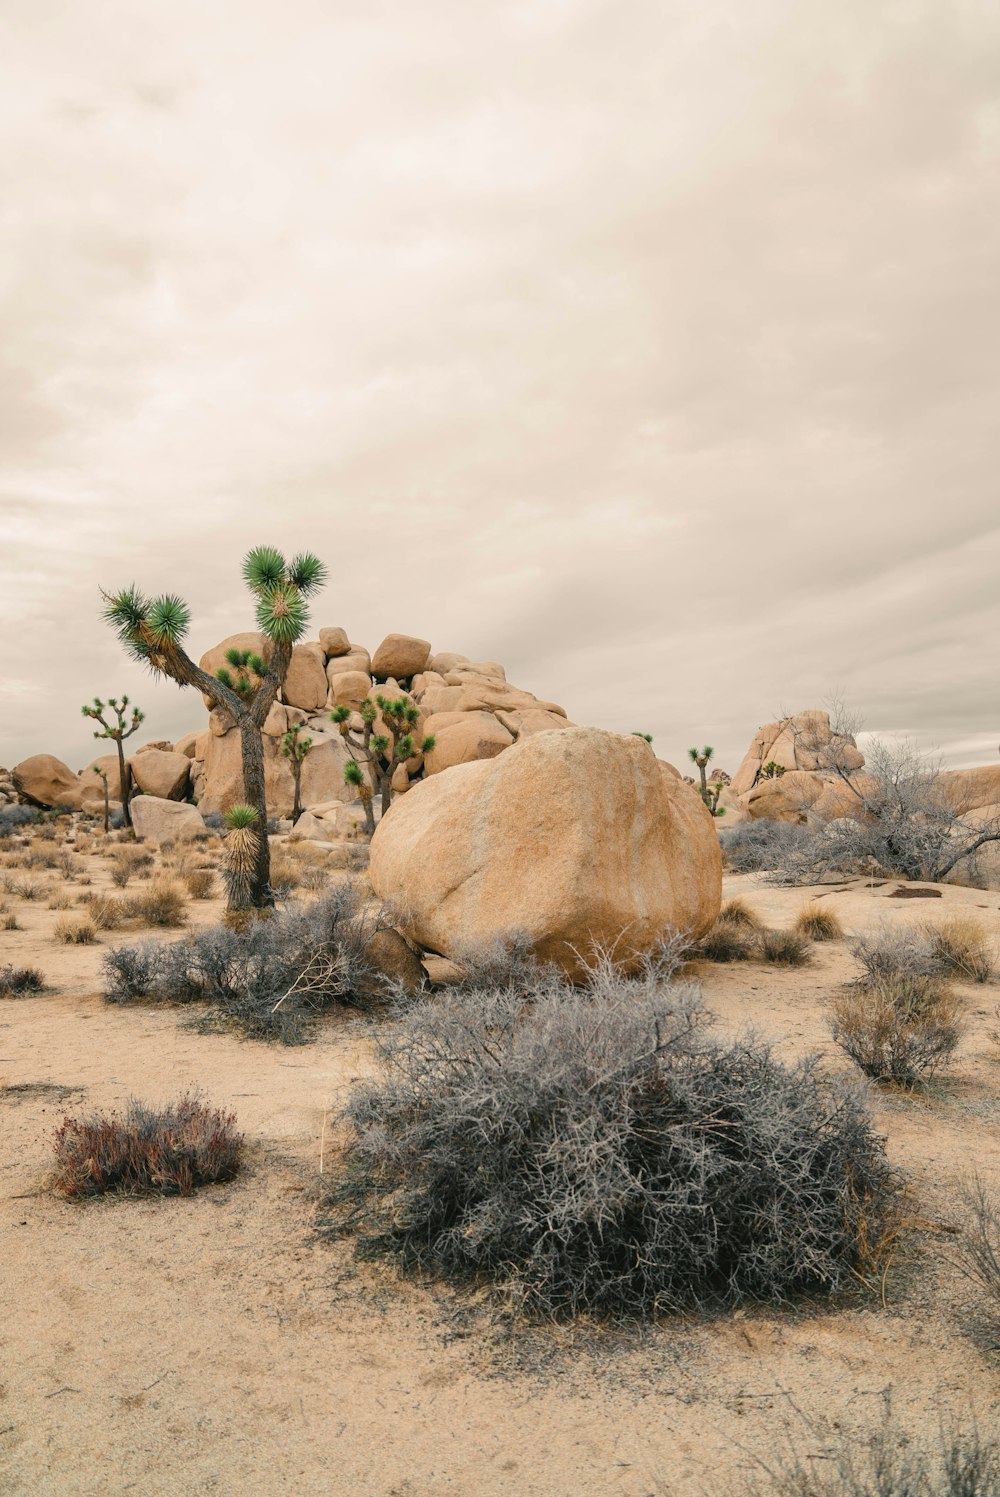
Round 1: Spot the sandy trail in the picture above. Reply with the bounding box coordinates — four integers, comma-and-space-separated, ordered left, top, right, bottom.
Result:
2, 857, 999, 1496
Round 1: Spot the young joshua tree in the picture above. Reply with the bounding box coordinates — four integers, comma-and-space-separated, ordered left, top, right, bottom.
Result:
81, 695, 144, 826
91, 764, 111, 834
331, 693, 436, 822
688, 745, 725, 815
343, 758, 376, 838
101, 546, 326, 909
281, 722, 313, 823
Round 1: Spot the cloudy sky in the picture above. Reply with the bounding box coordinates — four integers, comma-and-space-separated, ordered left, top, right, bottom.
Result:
2, 0, 998, 777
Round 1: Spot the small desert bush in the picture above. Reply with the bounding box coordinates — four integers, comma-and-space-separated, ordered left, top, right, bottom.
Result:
697, 921, 755, 962
268, 855, 303, 895
718, 820, 819, 879
110, 862, 132, 888
46, 893, 71, 911
184, 869, 215, 900
325, 966, 900, 1319
0, 964, 44, 998
56, 851, 79, 879
737, 1417, 1000, 1497
103, 882, 395, 1042
831, 974, 963, 1086
84, 893, 125, 930
957, 1178, 1000, 1316
850, 923, 940, 987
54, 916, 97, 945
122, 878, 187, 928
0, 806, 38, 837
794, 902, 843, 941
14, 877, 43, 901
756, 927, 812, 966
51, 1094, 243, 1198
923, 915, 995, 984
3, 912, 21, 931
719, 897, 764, 930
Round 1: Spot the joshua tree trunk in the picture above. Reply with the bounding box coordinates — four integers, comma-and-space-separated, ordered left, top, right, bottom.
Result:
697, 762, 708, 798
101, 778, 110, 834
115, 739, 132, 827
290, 760, 303, 823
239, 717, 273, 907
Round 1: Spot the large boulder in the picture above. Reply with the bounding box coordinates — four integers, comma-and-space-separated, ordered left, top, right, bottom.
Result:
128, 748, 191, 801
423, 711, 514, 775
197, 724, 353, 818
131, 796, 206, 845
369, 728, 721, 978
281, 644, 329, 712
329, 670, 373, 711
371, 633, 431, 680
12, 754, 83, 809
730, 712, 864, 796
319, 627, 352, 658
937, 766, 1000, 815
325, 649, 372, 684
197, 632, 272, 708
77, 752, 128, 802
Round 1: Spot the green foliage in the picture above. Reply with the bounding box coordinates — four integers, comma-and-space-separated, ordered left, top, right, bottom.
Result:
145, 594, 191, 645
81, 694, 144, 744
282, 723, 313, 764
343, 759, 364, 788
242, 545, 327, 646
632, 732, 653, 744
761, 761, 786, 779
223, 804, 259, 831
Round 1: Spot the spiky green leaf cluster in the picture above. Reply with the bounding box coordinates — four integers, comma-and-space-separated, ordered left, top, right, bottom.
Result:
146, 594, 191, 646
330, 705, 351, 724
255, 585, 307, 644
632, 732, 654, 744
420, 735, 436, 754
242, 546, 286, 591
287, 551, 327, 595
343, 759, 363, 787
223, 804, 260, 830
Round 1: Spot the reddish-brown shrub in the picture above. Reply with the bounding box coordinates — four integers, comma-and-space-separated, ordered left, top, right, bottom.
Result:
52, 1095, 244, 1198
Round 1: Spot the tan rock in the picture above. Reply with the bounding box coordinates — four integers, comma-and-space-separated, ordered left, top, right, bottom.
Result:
288, 811, 331, 842
78, 753, 128, 802
330, 670, 374, 711
730, 711, 864, 796
12, 754, 83, 809
174, 732, 201, 759
371, 634, 431, 680
130, 796, 206, 845
937, 766, 1000, 815
427, 652, 470, 675
494, 708, 572, 740
369, 727, 722, 978
746, 770, 870, 825
325, 651, 372, 687
209, 708, 236, 738
423, 712, 514, 775
197, 728, 353, 818
357, 928, 427, 996
128, 749, 191, 801
319, 627, 352, 658
282, 643, 328, 712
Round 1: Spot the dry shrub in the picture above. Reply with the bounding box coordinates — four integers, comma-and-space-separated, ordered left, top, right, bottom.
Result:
14, 877, 43, 901
738, 1415, 1000, 1496
830, 974, 963, 1086
923, 915, 995, 984
51, 1094, 243, 1198
110, 862, 132, 888
756, 927, 812, 966
103, 882, 392, 1043
185, 869, 215, 900
268, 855, 302, 895
121, 880, 187, 928
794, 902, 843, 942
54, 916, 97, 945
3, 912, 21, 931
697, 921, 754, 962
46, 893, 71, 911
957, 1178, 1000, 1315
325, 963, 900, 1319
84, 894, 125, 931
719, 897, 764, 930
0, 964, 44, 998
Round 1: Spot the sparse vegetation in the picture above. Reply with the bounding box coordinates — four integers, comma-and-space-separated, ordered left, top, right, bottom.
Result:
957, 1178, 1000, 1317
331, 693, 436, 822
794, 902, 843, 941
736, 1416, 1000, 1496
325, 957, 900, 1318
282, 721, 313, 823
51, 1094, 244, 1198
831, 968, 963, 1087
719, 897, 764, 930
103, 882, 398, 1042
54, 916, 97, 945
185, 869, 215, 900
923, 915, 995, 984
756, 927, 812, 965
0, 964, 44, 998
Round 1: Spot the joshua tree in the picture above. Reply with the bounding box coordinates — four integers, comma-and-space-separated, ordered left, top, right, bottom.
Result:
215, 648, 267, 702
343, 758, 376, 838
91, 764, 111, 834
331, 693, 436, 823
81, 695, 144, 826
282, 722, 313, 823
688, 745, 727, 816
101, 545, 326, 909
758, 760, 786, 782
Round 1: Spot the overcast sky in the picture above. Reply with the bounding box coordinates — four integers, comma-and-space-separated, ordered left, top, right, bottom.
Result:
2, 0, 998, 777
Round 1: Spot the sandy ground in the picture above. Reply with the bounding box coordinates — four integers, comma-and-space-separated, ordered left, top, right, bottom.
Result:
1, 830, 999, 1496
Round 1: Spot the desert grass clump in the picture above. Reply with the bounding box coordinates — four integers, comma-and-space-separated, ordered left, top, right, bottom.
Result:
831, 973, 962, 1086
267, 853, 303, 896
324, 962, 900, 1319
756, 927, 812, 966
3, 912, 21, 931
957, 1178, 1000, 1317
719, 897, 764, 930
110, 861, 133, 888
121, 877, 187, 929
923, 915, 995, 985
850, 923, 940, 987
103, 882, 394, 1042
736, 1416, 1000, 1497
697, 921, 755, 963
84, 893, 125, 930
51, 1094, 243, 1198
184, 869, 215, 900
54, 916, 97, 945
0, 964, 44, 998
46, 893, 72, 911
794, 902, 843, 942
14, 876, 43, 901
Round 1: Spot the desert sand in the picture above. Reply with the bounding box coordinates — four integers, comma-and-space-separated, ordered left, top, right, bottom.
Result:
2, 844, 999, 1497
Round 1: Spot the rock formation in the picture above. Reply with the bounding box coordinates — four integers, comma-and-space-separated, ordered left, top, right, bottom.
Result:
368, 727, 722, 978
